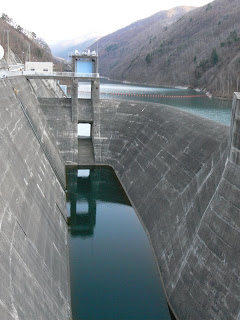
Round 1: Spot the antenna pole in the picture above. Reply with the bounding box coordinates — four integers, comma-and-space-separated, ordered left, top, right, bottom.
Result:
28, 43, 31, 61
6, 30, 9, 64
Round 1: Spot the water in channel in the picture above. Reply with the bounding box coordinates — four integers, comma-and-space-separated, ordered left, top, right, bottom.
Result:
67, 166, 171, 320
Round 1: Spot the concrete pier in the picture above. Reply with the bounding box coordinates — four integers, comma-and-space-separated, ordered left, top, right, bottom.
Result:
71, 78, 79, 123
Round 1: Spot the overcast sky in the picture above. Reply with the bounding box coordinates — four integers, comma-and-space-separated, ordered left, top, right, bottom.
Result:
1, 0, 211, 45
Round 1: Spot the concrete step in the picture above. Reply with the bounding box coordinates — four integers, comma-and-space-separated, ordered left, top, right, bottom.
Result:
78, 138, 94, 164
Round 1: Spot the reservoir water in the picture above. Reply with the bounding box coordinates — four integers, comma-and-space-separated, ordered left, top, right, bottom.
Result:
67, 166, 171, 320
79, 79, 232, 125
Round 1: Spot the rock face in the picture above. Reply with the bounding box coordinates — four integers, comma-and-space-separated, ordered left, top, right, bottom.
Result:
93, 97, 240, 320
0, 78, 71, 320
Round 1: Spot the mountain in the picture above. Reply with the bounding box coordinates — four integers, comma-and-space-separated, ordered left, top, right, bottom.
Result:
91, 6, 195, 80
0, 14, 52, 65
93, 0, 240, 98
50, 34, 100, 59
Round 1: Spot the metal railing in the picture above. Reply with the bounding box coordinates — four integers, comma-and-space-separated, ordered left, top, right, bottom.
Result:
0, 70, 99, 79
68, 51, 97, 58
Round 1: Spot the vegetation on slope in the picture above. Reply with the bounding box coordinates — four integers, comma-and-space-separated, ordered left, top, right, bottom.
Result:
94, 0, 240, 98
0, 13, 52, 65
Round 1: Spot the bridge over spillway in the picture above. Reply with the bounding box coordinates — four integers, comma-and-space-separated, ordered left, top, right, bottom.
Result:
23, 71, 99, 81
0, 70, 99, 80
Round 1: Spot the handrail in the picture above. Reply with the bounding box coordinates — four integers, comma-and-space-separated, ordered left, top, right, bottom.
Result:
0, 70, 99, 79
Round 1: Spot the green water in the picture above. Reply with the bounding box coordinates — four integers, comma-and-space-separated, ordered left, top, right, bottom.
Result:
79, 80, 232, 125
67, 166, 171, 320
100, 81, 232, 126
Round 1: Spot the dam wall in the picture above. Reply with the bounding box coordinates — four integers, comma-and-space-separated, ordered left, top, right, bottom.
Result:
6, 73, 239, 320
29, 79, 65, 98
0, 78, 71, 320
38, 98, 77, 163
39, 98, 94, 163
93, 98, 240, 320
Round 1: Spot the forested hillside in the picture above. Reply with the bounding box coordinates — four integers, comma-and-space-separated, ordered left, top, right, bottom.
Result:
94, 0, 240, 98
0, 13, 52, 65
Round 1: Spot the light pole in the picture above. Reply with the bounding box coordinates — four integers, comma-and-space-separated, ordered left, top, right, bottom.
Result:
4, 30, 10, 65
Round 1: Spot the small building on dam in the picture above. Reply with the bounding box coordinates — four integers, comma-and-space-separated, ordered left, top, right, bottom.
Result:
0, 55, 240, 320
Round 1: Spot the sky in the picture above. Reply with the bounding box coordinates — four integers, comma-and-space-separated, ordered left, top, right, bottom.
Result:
1, 0, 211, 45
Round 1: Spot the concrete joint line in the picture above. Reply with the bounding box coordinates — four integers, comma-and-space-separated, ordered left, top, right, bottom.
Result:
14, 93, 66, 191
56, 202, 68, 225
171, 153, 230, 290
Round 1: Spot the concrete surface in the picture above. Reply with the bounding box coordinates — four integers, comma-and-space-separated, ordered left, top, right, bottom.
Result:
93, 97, 240, 320
78, 138, 95, 164
39, 98, 94, 164
0, 77, 71, 320
1, 73, 239, 320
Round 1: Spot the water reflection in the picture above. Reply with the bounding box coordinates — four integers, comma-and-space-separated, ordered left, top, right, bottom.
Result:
66, 166, 171, 320
67, 169, 96, 238
67, 166, 131, 238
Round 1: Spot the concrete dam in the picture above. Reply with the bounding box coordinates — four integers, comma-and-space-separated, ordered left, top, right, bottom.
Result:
0, 74, 240, 320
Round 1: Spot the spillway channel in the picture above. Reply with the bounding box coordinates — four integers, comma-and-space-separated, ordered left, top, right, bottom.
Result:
66, 166, 172, 320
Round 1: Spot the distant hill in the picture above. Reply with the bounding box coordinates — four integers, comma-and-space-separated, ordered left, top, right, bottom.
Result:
50, 34, 100, 60
93, 0, 240, 98
0, 13, 52, 66
91, 6, 195, 81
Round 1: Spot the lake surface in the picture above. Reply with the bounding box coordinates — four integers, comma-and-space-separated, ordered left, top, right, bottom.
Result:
78, 79, 232, 125
67, 166, 171, 320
